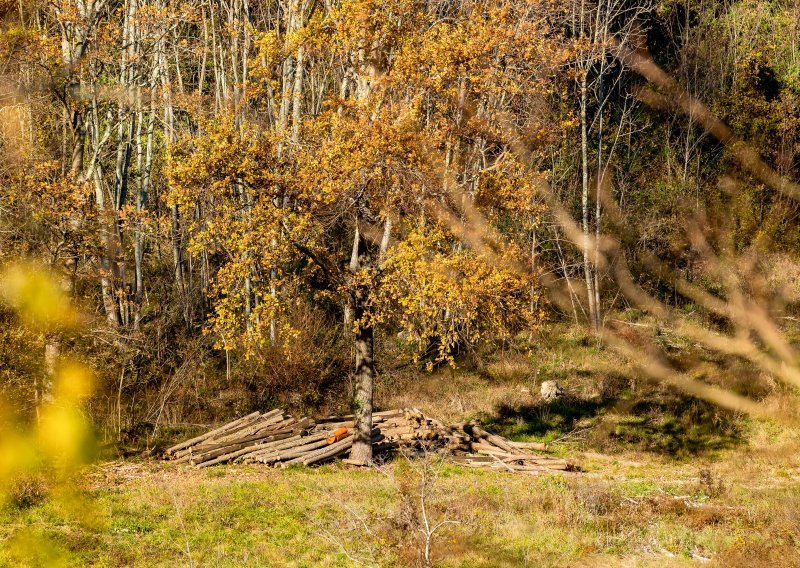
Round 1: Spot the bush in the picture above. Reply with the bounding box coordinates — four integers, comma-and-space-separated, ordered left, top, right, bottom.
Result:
8, 474, 49, 509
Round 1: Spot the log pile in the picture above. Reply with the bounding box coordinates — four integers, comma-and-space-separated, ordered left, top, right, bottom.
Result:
164, 408, 577, 473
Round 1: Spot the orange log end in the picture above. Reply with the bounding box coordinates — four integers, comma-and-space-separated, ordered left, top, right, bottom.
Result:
326, 427, 349, 444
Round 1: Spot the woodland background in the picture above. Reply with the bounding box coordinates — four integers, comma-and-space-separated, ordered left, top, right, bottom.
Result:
0, 0, 799, 447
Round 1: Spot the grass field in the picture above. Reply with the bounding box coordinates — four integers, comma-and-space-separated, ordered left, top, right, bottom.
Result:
2, 325, 799, 567
2, 448, 799, 567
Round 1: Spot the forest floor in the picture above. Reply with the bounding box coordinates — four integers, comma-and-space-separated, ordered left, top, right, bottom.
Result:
2, 324, 800, 567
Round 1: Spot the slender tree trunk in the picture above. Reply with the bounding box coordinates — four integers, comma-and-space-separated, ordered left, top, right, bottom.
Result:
69, 109, 85, 176
157, 24, 188, 324
349, 212, 390, 465
278, 0, 294, 136
134, 87, 156, 321
594, 71, 604, 331
579, 72, 597, 330
530, 224, 537, 315
291, 44, 304, 144
343, 224, 360, 328
199, 5, 208, 97
42, 338, 58, 405
378, 217, 392, 263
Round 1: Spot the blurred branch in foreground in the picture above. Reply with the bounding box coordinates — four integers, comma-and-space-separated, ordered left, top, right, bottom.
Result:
428, 33, 800, 423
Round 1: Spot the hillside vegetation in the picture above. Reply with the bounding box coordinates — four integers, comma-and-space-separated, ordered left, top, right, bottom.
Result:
1, 0, 799, 565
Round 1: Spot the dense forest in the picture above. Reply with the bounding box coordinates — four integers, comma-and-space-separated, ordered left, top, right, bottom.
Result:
0, 0, 799, 564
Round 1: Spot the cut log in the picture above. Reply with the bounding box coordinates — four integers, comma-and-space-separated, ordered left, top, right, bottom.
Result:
257, 438, 332, 464
192, 412, 314, 454
243, 432, 331, 462
314, 416, 397, 431
166, 411, 261, 455
494, 461, 571, 472
194, 434, 299, 468
315, 409, 404, 423
210, 413, 290, 445
182, 426, 298, 456
459, 423, 525, 455
508, 440, 549, 452
172, 413, 281, 458
471, 442, 516, 455
299, 435, 354, 466
191, 431, 296, 465
326, 427, 349, 444
212, 409, 283, 438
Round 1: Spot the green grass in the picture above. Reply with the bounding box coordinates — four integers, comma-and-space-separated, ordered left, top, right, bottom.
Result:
1, 451, 799, 567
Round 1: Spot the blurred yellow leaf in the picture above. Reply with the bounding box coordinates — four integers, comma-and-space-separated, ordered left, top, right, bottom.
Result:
0, 264, 76, 331
55, 362, 94, 403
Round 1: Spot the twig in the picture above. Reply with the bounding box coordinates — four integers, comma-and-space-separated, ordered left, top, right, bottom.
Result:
164, 475, 194, 568
609, 318, 652, 328
549, 426, 593, 445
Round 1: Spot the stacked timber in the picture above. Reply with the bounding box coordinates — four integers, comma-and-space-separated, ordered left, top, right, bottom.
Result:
164, 408, 577, 473
164, 409, 316, 467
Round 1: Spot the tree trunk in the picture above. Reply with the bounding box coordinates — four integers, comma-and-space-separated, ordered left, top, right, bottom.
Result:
349, 226, 375, 465
594, 73, 604, 331
343, 224, 360, 328
579, 72, 598, 330
291, 44, 305, 144
40, 335, 58, 421
134, 89, 155, 325
350, 279, 375, 465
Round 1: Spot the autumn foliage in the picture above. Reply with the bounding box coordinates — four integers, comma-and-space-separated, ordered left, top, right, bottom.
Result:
0, 0, 798, 434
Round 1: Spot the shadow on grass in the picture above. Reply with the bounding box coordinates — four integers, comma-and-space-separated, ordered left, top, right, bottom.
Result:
478, 388, 745, 458
477, 397, 603, 449
608, 395, 744, 456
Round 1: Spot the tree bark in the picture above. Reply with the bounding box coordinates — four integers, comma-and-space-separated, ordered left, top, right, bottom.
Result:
349, 228, 375, 465
343, 224, 360, 328
579, 72, 598, 330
